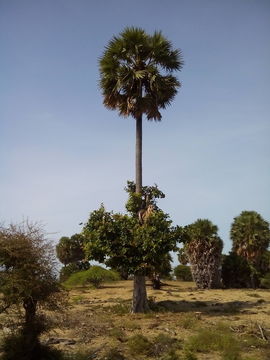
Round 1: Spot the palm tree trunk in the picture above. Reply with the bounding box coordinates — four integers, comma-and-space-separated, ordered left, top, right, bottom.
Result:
132, 114, 149, 313
135, 114, 142, 193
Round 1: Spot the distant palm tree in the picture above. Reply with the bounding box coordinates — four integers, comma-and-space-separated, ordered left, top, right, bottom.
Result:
231, 211, 270, 287
181, 219, 223, 289
99, 27, 183, 312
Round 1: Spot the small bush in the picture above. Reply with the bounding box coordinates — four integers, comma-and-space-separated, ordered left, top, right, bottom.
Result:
180, 314, 199, 329
63, 266, 120, 288
184, 324, 241, 359
174, 265, 193, 281
108, 301, 130, 315
152, 333, 182, 356
127, 334, 152, 356
109, 327, 126, 341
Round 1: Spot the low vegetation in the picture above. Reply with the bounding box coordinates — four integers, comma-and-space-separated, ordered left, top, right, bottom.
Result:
2, 279, 269, 360
63, 265, 120, 289
174, 265, 193, 282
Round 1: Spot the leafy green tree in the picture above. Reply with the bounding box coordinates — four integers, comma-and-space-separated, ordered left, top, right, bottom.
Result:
56, 233, 85, 266
125, 181, 173, 290
230, 211, 270, 287
99, 28, 183, 312
0, 222, 63, 359
174, 264, 193, 281
180, 219, 223, 289
82, 193, 179, 312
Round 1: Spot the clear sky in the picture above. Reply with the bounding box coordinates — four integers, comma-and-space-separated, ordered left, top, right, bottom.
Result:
1, 0, 270, 263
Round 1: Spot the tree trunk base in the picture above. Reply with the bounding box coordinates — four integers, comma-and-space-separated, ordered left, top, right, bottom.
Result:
132, 275, 149, 313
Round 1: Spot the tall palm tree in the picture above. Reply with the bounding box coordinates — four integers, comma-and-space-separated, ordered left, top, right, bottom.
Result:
181, 219, 223, 289
231, 211, 270, 287
99, 27, 183, 312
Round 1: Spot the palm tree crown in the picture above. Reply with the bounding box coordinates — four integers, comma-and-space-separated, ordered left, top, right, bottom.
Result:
182, 219, 223, 289
99, 27, 183, 121
231, 211, 270, 264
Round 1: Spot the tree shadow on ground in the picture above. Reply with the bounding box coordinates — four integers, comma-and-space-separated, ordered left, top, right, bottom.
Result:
152, 299, 268, 316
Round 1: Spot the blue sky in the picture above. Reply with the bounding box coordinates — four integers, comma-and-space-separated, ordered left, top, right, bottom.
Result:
1, 0, 270, 263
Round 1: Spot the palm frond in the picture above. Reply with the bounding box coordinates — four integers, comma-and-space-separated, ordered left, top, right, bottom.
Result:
99, 27, 183, 120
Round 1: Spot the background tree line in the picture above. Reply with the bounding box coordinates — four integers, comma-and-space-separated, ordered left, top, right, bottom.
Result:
56, 184, 270, 292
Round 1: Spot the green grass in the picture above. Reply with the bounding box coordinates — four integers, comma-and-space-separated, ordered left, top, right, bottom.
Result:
184, 323, 242, 359
127, 334, 152, 356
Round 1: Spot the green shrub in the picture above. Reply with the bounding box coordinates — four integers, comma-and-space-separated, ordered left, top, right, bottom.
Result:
109, 327, 126, 341
127, 334, 152, 356
260, 272, 270, 289
184, 324, 241, 359
63, 265, 120, 288
152, 333, 182, 357
108, 301, 130, 315
180, 314, 199, 329
174, 265, 193, 281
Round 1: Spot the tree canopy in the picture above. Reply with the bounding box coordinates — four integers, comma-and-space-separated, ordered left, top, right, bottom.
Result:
56, 233, 85, 266
81, 182, 178, 274
99, 27, 183, 121
0, 222, 63, 359
230, 211, 270, 287
82, 204, 178, 277
231, 211, 270, 264
0, 222, 61, 314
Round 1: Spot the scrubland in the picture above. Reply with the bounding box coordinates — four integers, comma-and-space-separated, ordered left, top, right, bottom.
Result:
1, 280, 270, 360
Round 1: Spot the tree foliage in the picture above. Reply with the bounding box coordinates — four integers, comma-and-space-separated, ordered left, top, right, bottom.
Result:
221, 252, 252, 288
231, 211, 270, 265
125, 180, 165, 216
0, 222, 62, 314
56, 233, 85, 266
174, 264, 193, 282
149, 253, 173, 289
180, 219, 223, 289
82, 205, 178, 277
82, 183, 180, 279
0, 222, 63, 359
99, 27, 183, 121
